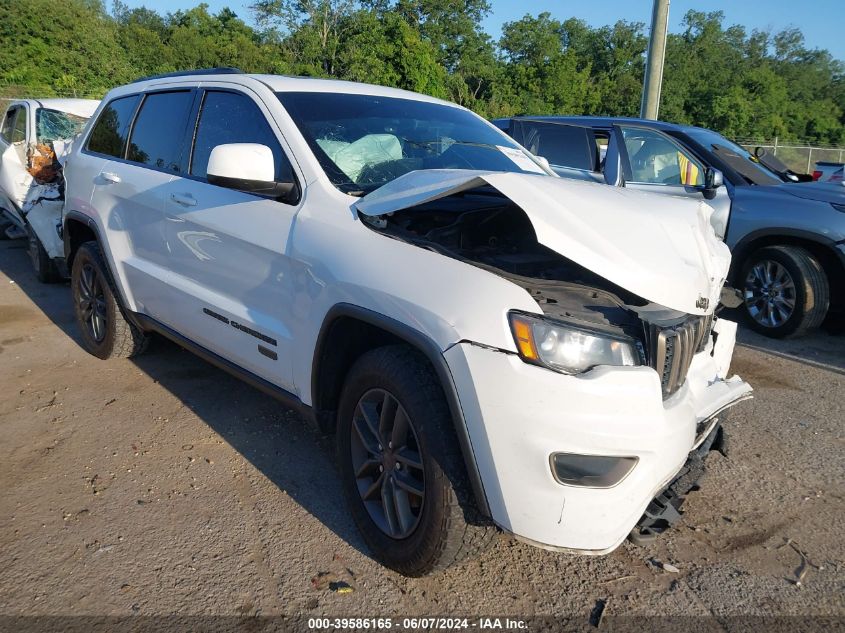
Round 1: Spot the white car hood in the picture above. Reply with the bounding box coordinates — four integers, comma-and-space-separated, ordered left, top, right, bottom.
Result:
355, 169, 731, 315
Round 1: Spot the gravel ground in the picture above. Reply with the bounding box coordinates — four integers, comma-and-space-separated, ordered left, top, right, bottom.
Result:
0, 238, 843, 628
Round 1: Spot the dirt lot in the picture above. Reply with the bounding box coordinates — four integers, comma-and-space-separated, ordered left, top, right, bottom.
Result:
0, 238, 843, 627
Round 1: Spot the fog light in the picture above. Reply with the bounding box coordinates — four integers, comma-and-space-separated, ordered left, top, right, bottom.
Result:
550, 453, 638, 488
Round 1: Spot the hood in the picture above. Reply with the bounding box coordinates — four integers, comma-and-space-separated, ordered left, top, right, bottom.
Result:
777, 181, 845, 204
355, 169, 731, 315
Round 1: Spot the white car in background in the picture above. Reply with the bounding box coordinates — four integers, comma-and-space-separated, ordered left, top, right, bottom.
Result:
62, 70, 750, 576
0, 98, 99, 281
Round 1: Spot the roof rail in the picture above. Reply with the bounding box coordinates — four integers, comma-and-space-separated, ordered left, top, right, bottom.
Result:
130, 67, 244, 84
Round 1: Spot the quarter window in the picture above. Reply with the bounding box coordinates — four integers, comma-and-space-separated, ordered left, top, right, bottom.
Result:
126, 91, 194, 172
621, 126, 704, 186
1, 107, 19, 142
11, 107, 27, 143
190, 90, 288, 181
87, 95, 140, 158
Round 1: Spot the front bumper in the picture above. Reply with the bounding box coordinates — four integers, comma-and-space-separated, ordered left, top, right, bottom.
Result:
444, 318, 752, 553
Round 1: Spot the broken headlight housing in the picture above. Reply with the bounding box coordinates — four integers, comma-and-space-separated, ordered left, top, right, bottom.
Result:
509, 311, 642, 374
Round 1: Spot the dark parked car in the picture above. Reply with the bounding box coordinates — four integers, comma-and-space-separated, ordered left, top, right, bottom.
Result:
493, 116, 845, 338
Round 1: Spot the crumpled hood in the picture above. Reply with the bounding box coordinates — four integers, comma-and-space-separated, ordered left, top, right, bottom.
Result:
776, 181, 845, 204
355, 169, 732, 315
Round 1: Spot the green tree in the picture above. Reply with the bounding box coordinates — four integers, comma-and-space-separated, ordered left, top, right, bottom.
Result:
0, 0, 133, 96
497, 12, 595, 116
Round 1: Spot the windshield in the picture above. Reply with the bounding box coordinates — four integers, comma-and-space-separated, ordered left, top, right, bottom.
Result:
36, 108, 89, 143
684, 128, 783, 186
277, 92, 547, 194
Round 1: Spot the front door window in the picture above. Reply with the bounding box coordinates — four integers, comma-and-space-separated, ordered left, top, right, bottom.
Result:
621, 126, 704, 186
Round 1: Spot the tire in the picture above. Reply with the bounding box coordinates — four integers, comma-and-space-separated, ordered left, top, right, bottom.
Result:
337, 345, 496, 576
70, 241, 149, 359
740, 245, 829, 338
27, 225, 62, 283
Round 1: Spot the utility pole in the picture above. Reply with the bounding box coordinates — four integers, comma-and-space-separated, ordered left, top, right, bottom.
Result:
640, 0, 670, 120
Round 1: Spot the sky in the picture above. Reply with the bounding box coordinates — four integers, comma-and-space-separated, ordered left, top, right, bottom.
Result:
121, 0, 845, 61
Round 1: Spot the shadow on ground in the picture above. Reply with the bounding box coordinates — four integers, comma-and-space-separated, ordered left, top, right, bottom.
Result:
0, 240, 370, 559
723, 306, 845, 374
3, 239, 844, 563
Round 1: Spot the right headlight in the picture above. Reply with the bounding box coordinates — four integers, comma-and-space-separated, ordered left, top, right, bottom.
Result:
509, 311, 642, 374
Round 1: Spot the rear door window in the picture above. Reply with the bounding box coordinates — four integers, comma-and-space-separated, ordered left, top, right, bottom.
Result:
126, 91, 194, 173
190, 90, 289, 181
87, 95, 141, 158
509, 120, 598, 171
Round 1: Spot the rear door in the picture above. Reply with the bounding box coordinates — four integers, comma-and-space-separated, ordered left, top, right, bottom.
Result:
506, 119, 603, 183
0, 104, 32, 221
610, 123, 732, 239
85, 89, 196, 314
158, 86, 302, 391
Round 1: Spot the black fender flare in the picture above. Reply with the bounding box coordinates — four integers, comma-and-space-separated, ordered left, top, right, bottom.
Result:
63, 210, 102, 264
728, 227, 844, 280
311, 303, 491, 519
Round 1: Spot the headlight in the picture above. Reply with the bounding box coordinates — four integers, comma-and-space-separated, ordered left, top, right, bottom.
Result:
509, 312, 642, 374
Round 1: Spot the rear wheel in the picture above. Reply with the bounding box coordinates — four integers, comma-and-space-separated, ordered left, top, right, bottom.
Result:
337, 345, 495, 576
71, 241, 149, 359
27, 225, 62, 283
740, 245, 829, 338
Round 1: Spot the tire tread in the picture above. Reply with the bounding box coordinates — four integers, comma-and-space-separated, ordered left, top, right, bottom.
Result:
74, 241, 149, 358
338, 345, 496, 576
742, 245, 829, 338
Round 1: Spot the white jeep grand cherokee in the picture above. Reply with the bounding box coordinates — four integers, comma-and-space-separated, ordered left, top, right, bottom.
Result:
62, 69, 751, 576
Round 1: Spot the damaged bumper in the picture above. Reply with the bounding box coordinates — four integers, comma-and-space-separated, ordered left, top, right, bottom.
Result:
629, 419, 727, 545
444, 317, 751, 553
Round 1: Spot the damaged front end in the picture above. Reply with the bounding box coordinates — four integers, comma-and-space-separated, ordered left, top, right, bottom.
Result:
629, 417, 729, 545
356, 169, 741, 400
355, 169, 752, 550
0, 100, 97, 278
20, 143, 70, 275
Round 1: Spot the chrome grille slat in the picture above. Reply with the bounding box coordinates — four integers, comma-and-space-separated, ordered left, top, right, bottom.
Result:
647, 315, 712, 399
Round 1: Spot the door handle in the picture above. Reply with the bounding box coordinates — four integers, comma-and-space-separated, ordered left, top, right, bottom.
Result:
170, 193, 197, 207
101, 171, 121, 184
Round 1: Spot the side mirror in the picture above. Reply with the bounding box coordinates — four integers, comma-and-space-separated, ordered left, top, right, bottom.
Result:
207, 143, 297, 200
703, 168, 724, 200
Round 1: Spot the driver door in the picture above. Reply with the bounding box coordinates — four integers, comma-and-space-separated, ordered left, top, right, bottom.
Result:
158, 86, 302, 392
607, 124, 731, 239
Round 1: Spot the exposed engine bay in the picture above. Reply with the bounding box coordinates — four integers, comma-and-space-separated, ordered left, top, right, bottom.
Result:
361, 188, 690, 338
361, 187, 726, 399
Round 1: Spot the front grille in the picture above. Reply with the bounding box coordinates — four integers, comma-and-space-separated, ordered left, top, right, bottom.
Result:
645, 314, 713, 399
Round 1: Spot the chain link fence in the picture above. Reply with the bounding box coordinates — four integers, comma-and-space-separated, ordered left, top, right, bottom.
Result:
736, 138, 845, 174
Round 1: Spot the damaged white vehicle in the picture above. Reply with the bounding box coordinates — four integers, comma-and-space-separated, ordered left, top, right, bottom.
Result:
63, 70, 751, 576
0, 98, 99, 281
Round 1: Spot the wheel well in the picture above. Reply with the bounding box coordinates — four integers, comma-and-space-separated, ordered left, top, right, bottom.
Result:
64, 217, 97, 269
310, 308, 493, 519
312, 316, 406, 433
731, 235, 844, 311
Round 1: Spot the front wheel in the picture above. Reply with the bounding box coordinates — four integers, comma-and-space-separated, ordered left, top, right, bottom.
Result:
740, 245, 829, 338
337, 345, 495, 576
